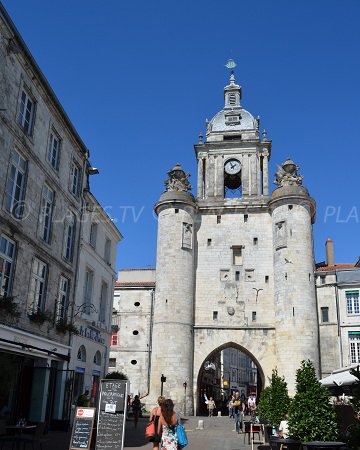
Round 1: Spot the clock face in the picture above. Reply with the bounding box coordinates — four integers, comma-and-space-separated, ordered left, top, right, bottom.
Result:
224, 159, 241, 175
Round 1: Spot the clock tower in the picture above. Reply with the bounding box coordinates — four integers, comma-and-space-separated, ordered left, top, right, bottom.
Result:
195, 68, 271, 201
148, 63, 320, 415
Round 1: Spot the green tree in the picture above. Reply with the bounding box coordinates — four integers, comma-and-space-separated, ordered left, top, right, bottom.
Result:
105, 371, 128, 380
258, 368, 290, 427
288, 360, 338, 441
348, 366, 360, 449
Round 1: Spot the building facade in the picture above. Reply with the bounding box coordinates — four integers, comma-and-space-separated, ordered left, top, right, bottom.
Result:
110, 269, 155, 396
316, 239, 360, 377
69, 191, 122, 406
0, 5, 121, 427
113, 69, 320, 414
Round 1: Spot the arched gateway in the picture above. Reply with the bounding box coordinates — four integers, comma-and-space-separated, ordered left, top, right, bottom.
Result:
196, 342, 265, 415
147, 66, 320, 415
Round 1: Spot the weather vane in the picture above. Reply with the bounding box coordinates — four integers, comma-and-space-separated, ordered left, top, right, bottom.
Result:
225, 58, 237, 74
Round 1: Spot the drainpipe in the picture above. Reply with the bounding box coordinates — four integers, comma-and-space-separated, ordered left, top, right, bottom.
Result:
334, 270, 343, 367
141, 287, 155, 399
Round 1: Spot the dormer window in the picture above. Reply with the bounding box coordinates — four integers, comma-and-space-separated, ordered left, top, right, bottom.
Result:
225, 113, 241, 126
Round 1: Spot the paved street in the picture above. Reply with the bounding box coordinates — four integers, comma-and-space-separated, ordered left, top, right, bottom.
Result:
124, 416, 264, 450
36, 415, 264, 450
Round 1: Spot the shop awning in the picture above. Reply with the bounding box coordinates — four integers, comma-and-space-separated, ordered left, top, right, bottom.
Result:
320, 368, 358, 387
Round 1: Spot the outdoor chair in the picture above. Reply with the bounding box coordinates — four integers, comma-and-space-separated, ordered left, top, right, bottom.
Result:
244, 421, 262, 445
19, 423, 47, 450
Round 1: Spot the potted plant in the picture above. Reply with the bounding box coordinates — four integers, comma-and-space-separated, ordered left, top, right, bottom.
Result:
56, 319, 79, 334
288, 360, 339, 442
28, 309, 52, 325
258, 368, 291, 441
0, 296, 20, 317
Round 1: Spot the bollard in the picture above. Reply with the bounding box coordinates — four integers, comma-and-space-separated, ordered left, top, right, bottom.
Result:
217, 411, 221, 417
196, 419, 204, 430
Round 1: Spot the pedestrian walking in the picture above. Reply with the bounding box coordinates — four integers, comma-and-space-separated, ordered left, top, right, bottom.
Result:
132, 395, 141, 428
207, 397, 216, 417
233, 392, 245, 434
149, 396, 165, 449
157, 398, 178, 450
228, 395, 234, 418
247, 394, 257, 421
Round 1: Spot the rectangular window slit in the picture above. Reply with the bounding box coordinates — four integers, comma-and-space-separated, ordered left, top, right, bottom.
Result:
217, 215, 221, 224
252, 311, 256, 322
253, 237, 258, 245
175, 208, 179, 213
244, 214, 248, 223
213, 311, 218, 320
207, 239, 212, 246
235, 271, 240, 281
265, 276, 269, 283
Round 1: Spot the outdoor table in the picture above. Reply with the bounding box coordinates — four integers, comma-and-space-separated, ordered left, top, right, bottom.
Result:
303, 442, 347, 450
6, 425, 37, 435
269, 436, 302, 450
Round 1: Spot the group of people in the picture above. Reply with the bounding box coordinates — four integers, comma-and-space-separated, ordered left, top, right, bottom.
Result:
149, 396, 181, 450
228, 392, 257, 433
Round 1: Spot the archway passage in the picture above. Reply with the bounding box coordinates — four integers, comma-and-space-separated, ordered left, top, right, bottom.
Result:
197, 343, 264, 416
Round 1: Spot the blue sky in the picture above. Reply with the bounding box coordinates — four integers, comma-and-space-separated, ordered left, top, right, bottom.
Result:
3, 0, 360, 270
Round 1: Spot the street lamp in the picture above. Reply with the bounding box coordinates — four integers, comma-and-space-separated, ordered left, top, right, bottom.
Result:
183, 382, 187, 416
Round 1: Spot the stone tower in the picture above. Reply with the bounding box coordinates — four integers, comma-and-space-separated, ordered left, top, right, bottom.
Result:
270, 160, 319, 391
149, 165, 196, 412
148, 66, 320, 413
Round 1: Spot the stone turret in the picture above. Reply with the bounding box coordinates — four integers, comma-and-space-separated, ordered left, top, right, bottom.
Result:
148, 164, 196, 413
269, 159, 320, 393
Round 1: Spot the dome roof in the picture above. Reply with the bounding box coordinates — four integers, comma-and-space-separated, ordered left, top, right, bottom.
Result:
207, 107, 256, 134
205, 69, 259, 139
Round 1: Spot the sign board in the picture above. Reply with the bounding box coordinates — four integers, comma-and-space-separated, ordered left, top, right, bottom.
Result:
96, 380, 128, 450
69, 407, 96, 450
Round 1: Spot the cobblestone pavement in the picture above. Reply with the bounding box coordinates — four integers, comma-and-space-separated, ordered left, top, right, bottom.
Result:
124, 416, 265, 450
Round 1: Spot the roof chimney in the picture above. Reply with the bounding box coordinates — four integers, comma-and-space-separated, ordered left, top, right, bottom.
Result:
326, 238, 334, 266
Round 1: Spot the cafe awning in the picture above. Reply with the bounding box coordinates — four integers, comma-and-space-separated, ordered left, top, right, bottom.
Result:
320, 367, 359, 387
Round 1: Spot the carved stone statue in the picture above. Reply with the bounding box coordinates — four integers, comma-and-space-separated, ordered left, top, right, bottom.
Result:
164, 163, 192, 192
274, 158, 303, 187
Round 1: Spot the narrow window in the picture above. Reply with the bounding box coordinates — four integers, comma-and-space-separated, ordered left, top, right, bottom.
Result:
321, 307, 329, 323
265, 276, 269, 283
253, 237, 258, 245
0, 234, 16, 296
89, 222, 98, 249
111, 333, 118, 346
47, 131, 60, 170
320, 275, 326, 285
5, 150, 27, 219
84, 268, 94, 313
252, 311, 256, 322
346, 291, 359, 315
18, 90, 35, 135
175, 209, 179, 214
104, 238, 111, 264
63, 212, 76, 262
109, 358, 116, 367
213, 311, 218, 320
244, 214, 248, 223
70, 160, 82, 197
207, 239, 212, 247
349, 333, 360, 363
288, 205, 293, 210
94, 351, 101, 365
235, 271, 240, 281
99, 281, 108, 322
56, 276, 70, 322
232, 246, 242, 265
309, 273, 311, 281
217, 215, 221, 224
39, 184, 55, 243
29, 258, 48, 313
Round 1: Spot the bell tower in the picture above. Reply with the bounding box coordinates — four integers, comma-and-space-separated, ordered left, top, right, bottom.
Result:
195, 61, 271, 201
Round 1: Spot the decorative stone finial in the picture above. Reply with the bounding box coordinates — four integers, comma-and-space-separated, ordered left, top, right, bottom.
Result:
274, 158, 303, 187
262, 129, 267, 141
198, 132, 203, 143
164, 164, 191, 192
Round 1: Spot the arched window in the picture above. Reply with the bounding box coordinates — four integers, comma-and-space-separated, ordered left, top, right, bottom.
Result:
77, 345, 86, 362
93, 351, 101, 366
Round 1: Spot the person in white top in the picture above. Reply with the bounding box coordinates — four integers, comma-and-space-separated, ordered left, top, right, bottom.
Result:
278, 414, 289, 439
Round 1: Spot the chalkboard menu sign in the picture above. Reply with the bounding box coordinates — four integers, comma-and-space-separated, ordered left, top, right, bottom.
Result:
69, 408, 96, 450
95, 379, 128, 450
